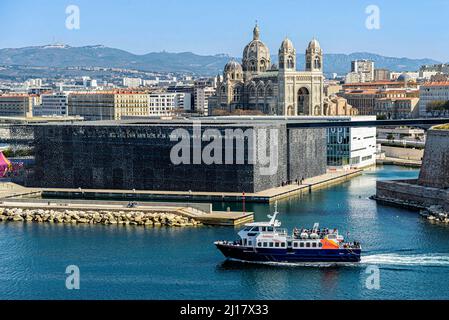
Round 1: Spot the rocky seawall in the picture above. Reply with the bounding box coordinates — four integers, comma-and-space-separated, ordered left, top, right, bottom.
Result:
0, 208, 202, 227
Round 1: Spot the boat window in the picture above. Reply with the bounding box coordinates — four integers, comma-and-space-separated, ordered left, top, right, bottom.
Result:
257, 242, 262, 247
243, 227, 252, 231
269, 242, 274, 247
312, 242, 317, 248
250, 227, 259, 232
281, 242, 286, 247
300, 242, 304, 248
293, 242, 298, 248
267, 227, 274, 232
287, 241, 292, 247
319, 242, 323, 248
248, 241, 252, 246
275, 242, 280, 248
262, 227, 267, 232
306, 242, 311, 248
263, 242, 268, 247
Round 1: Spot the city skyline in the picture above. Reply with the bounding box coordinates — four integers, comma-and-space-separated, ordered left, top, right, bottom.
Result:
1, 0, 449, 62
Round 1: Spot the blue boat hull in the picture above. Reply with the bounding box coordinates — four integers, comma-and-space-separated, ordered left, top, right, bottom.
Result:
216, 244, 361, 263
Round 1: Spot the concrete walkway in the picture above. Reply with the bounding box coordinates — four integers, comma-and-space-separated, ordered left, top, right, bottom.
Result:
40, 169, 362, 203
0, 198, 253, 226
0, 169, 362, 204
377, 157, 422, 167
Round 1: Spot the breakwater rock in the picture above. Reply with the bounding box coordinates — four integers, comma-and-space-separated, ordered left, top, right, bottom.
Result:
0, 207, 202, 227
420, 205, 449, 224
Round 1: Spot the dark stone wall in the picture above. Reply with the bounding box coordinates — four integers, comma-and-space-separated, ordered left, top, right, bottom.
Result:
30, 122, 326, 193
288, 128, 327, 182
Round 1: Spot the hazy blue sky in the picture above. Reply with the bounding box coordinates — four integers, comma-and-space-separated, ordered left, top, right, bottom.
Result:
1, 0, 448, 61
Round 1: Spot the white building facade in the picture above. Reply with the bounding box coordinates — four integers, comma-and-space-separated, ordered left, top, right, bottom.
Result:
325, 116, 377, 169
419, 82, 449, 117
40, 93, 69, 116
148, 92, 191, 116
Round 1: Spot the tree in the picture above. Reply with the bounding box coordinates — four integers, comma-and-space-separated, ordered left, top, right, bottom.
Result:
426, 100, 449, 117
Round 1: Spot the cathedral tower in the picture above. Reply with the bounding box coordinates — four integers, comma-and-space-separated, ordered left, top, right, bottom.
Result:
305, 38, 323, 72
279, 38, 296, 71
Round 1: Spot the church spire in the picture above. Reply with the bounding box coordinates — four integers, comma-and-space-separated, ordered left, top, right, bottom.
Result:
253, 21, 260, 40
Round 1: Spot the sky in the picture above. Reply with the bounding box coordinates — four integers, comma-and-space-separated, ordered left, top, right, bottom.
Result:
1, 0, 449, 62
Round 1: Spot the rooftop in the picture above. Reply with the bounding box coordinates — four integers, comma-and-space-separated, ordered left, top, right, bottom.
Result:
421, 82, 449, 87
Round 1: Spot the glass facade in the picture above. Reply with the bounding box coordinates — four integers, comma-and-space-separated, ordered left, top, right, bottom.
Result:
327, 128, 350, 166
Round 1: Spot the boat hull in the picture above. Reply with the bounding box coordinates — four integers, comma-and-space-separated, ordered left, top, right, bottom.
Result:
216, 243, 361, 263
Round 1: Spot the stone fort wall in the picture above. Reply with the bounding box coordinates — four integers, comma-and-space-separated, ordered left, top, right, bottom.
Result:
419, 129, 449, 189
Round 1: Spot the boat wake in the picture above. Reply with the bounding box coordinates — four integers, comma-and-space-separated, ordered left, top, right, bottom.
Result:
361, 253, 449, 267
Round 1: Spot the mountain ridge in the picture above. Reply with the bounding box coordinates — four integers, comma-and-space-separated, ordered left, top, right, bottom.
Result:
0, 44, 442, 76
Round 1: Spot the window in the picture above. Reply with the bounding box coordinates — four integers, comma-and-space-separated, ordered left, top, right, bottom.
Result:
281, 242, 286, 248
275, 242, 280, 248
269, 242, 274, 248
250, 227, 259, 232
257, 242, 262, 247
312, 242, 317, 248
306, 242, 311, 248
262, 227, 267, 232
248, 241, 252, 246
287, 241, 292, 247
293, 242, 298, 248
319, 242, 323, 248
300, 242, 304, 248
263, 242, 268, 248
267, 227, 274, 232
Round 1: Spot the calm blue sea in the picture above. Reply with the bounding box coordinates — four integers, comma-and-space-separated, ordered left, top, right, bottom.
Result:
1, 165, 449, 300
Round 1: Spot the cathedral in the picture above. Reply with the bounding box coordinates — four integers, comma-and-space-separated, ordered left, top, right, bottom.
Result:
209, 24, 325, 116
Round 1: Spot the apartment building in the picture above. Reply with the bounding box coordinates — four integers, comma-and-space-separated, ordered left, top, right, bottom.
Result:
40, 92, 69, 116
419, 82, 449, 117
0, 95, 40, 117
68, 92, 150, 120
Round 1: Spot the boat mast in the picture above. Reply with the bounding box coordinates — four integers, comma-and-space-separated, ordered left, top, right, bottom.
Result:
269, 201, 279, 226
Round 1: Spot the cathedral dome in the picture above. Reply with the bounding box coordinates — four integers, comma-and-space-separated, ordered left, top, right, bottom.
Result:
242, 24, 271, 73
397, 73, 413, 82
224, 60, 243, 73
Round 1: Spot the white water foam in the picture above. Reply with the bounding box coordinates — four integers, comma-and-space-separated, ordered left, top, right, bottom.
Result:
361, 253, 449, 267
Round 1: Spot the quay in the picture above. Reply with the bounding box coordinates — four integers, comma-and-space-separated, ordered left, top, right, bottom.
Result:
377, 157, 422, 168
39, 170, 362, 203
0, 198, 253, 226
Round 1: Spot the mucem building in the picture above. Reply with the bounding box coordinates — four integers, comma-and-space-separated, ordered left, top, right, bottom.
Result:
30, 119, 326, 193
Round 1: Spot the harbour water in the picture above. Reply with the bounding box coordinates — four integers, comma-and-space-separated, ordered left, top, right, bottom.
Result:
1, 165, 449, 300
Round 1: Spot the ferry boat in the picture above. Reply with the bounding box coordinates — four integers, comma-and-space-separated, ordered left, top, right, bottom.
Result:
215, 204, 361, 264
